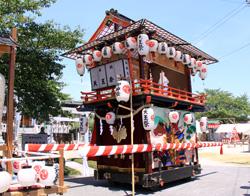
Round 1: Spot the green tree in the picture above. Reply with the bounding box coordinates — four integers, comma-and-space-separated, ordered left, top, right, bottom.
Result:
0, 0, 84, 122
197, 89, 250, 123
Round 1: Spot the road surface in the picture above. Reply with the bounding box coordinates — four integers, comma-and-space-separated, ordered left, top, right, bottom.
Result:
60, 164, 250, 196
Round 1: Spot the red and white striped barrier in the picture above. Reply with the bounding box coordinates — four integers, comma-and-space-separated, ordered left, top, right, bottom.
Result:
24, 143, 86, 152
25, 142, 223, 157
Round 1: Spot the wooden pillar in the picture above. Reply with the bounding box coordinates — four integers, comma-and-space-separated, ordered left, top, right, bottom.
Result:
6, 28, 17, 173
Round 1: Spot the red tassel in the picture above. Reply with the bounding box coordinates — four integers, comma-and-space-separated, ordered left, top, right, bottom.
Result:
220, 144, 223, 155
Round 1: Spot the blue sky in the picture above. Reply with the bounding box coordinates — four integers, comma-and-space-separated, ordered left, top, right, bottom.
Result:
38, 0, 250, 101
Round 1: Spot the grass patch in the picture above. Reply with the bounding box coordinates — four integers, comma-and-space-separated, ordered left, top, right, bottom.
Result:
199, 151, 250, 165
72, 158, 97, 169
64, 166, 81, 176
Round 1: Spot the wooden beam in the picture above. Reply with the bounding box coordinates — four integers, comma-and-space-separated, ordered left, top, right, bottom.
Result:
0, 45, 11, 54
2, 185, 67, 196
6, 27, 17, 173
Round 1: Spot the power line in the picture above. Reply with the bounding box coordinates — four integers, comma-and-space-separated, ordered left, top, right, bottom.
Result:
219, 41, 250, 59
193, 4, 246, 44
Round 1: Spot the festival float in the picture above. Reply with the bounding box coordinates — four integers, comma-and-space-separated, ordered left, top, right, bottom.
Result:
61, 9, 222, 190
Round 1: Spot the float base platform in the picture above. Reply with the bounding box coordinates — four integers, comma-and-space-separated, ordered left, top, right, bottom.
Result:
94, 164, 201, 188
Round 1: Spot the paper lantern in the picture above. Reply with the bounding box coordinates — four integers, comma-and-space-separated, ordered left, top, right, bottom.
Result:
142, 108, 155, 130
92, 50, 102, 62
200, 117, 207, 132
0, 171, 11, 193
174, 51, 183, 62
115, 80, 130, 102
75, 58, 85, 76
39, 166, 56, 186
196, 60, 203, 71
184, 114, 193, 125
17, 168, 37, 187
199, 64, 208, 80
32, 161, 45, 175
191, 67, 198, 76
102, 46, 112, 58
166, 47, 176, 59
189, 58, 196, 69
182, 54, 191, 65
112, 42, 125, 54
169, 111, 179, 123
82, 54, 93, 65
105, 112, 115, 125
157, 42, 168, 54
12, 160, 26, 173
147, 39, 158, 52
125, 37, 137, 51
137, 34, 149, 56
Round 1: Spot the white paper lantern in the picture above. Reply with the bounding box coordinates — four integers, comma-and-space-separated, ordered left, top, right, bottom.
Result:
102, 46, 112, 58
39, 166, 56, 186
184, 114, 193, 125
142, 108, 155, 130
32, 161, 45, 175
17, 168, 37, 187
157, 42, 168, 54
199, 64, 208, 80
191, 67, 198, 76
166, 47, 176, 59
189, 57, 196, 69
137, 34, 149, 56
112, 42, 125, 54
0, 171, 11, 193
82, 54, 93, 65
174, 51, 183, 62
75, 58, 85, 76
92, 50, 102, 62
182, 54, 191, 65
12, 160, 26, 173
196, 60, 203, 71
105, 112, 116, 125
147, 39, 158, 52
115, 80, 130, 102
169, 111, 179, 123
125, 37, 137, 51
200, 117, 207, 132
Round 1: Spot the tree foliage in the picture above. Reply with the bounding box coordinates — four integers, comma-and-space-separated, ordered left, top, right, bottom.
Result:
198, 89, 250, 123
0, 0, 84, 122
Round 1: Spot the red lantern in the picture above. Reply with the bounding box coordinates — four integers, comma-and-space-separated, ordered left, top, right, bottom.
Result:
196, 61, 203, 71
184, 114, 193, 125
147, 39, 158, 52
112, 42, 125, 54
75, 58, 85, 76
92, 50, 102, 62
82, 54, 93, 65
125, 37, 137, 51
169, 111, 179, 123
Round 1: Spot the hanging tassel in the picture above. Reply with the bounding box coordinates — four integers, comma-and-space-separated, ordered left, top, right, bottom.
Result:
100, 119, 103, 135
109, 125, 114, 135
220, 144, 223, 155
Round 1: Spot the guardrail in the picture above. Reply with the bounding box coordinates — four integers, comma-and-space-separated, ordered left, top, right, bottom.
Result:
81, 79, 206, 106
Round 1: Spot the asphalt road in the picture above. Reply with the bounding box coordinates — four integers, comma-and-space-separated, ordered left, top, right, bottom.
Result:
61, 165, 250, 196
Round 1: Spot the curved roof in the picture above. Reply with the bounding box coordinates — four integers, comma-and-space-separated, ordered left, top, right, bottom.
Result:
62, 9, 218, 64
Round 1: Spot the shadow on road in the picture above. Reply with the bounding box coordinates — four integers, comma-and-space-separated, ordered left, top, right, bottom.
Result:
64, 175, 215, 195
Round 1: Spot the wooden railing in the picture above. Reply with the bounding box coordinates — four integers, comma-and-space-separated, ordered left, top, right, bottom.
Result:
81, 79, 206, 106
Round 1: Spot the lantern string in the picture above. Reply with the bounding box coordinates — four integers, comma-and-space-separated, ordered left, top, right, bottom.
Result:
94, 104, 152, 120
